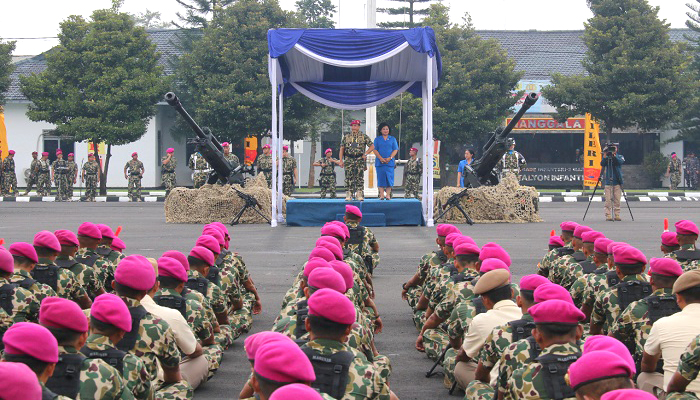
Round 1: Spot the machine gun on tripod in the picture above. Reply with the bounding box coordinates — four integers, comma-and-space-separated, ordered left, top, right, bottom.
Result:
165, 92, 270, 225
435, 92, 539, 223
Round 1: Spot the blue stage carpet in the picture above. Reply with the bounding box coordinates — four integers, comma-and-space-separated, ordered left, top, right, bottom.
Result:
285, 199, 424, 227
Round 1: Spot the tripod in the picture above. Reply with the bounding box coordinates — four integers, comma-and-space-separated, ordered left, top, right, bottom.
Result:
434, 188, 475, 225
583, 155, 634, 221
230, 185, 271, 225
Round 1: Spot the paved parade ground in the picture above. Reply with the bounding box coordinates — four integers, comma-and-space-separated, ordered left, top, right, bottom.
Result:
2, 200, 699, 399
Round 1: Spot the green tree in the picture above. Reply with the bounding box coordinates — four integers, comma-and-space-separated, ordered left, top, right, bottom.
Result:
20, 9, 167, 194
295, 0, 336, 28
174, 0, 235, 28
132, 9, 173, 29
673, 0, 700, 147
0, 39, 16, 108
542, 0, 696, 141
377, 0, 438, 28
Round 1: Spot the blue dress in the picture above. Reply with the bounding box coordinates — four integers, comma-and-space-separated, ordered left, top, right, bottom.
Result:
374, 135, 398, 187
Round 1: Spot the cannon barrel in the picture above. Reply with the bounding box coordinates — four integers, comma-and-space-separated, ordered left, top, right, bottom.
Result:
481, 92, 539, 155
164, 92, 224, 153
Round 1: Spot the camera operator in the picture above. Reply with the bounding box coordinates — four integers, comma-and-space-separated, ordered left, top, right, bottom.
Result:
601, 143, 625, 221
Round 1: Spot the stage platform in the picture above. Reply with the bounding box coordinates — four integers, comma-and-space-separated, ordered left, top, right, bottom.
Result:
285, 198, 424, 227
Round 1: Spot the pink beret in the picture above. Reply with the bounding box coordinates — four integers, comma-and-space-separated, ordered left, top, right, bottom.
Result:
519, 274, 550, 291
162, 250, 189, 271
67, 153, 74, 157
594, 238, 614, 254
583, 335, 636, 374
202, 228, 225, 247
115, 254, 156, 290
325, 148, 332, 154
222, 142, 229, 147
410, 147, 418, 152
569, 351, 633, 391
189, 245, 215, 266
608, 241, 628, 255
600, 389, 657, 400
308, 268, 346, 293
479, 258, 509, 274
445, 233, 462, 248
315, 239, 343, 261
329, 221, 350, 239
308, 288, 356, 325
350, 120, 361, 125
33, 230, 61, 252
303, 258, 331, 277
0, 362, 43, 400
436, 224, 460, 238
91, 293, 132, 332
454, 243, 480, 256
39, 296, 88, 333
78, 222, 103, 239
613, 245, 647, 266
32, 151, 38, 155
548, 236, 564, 247
255, 340, 316, 383
55, 149, 62, 155
529, 299, 585, 325
479, 243, 511, 266
166, 148, 174, 153
661, 231, 679, 247
316, 235, 342, 251
676, 220, 699, 235
244, 331, 288, 360
97, 224, 115, 239
308, 246, 335, 262
42, 152, 49, 156
534, 283, 574, 304
158, 256, 188, 282
8, 150, 15, 155
132, 152, 138, 157
581, 230, 605, 243
320, 223, 345, 239
54, 229, 79, 247
3, 322, 59, 363
345, 205, 362, 218
87, 152, 94, 157
649, 258, 683, 277
457, 236, 478, 246
196, 235, 220, 255
9, 242, 38, 263
283, 145, 289, 151
330, 260, 354, 291
0, 249, 13, 273
573, 225, 592, 239
269, 383, 323, 400
111, 237, 126, 251
263, 144, 271, 149
560, 221, 579, 232
209, 222, 230, 239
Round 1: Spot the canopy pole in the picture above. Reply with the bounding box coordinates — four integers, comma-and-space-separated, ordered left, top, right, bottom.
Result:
270, 60, 278, 227
421, 81, 429, 224
277, 85, 285, 223
426, 54, 434, 227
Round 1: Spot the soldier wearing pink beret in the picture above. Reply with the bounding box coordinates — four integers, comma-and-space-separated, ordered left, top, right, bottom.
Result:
537, 221, 579, 278
96, 224, 125, 265
161, 147, 177, 197
548, 235, 565, 250
0, 362, 43, 400
252, 339, 316, 400
75, 221, 116, 296
8, 241, 59, 304
661, 231, 680, 254
343, 204, 379, 276
54, 229, 105, 299
669, 220, 700, 271
557, 231, 606, 289
0, 248, 41, 328
569, 351, 635, 398
313, 146, 340, 198
269, 383, 323, 400
548, 225, 592, 286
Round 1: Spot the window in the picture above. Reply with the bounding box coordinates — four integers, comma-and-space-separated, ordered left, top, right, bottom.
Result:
42, 131, 75, 163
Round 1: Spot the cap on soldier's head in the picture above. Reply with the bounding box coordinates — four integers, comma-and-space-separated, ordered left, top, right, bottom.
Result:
115, 254, 157, 290
88, 152, 95, 157
529, 299, 585, 325
162, 250, 189, 271
661, 231, 679, 247
308, 246, 335, 262
673, 270, 700, 294
41, 152, 49, 156
262, 144, 271, 149
549, 236, 565, 247
445, 233, 462, 248
91, 293, 133, 332
613, 245, 646, 267
0, 249, 13, 273
560, 221, 579, 232
573, 225, 592, 239
316, 235, 342, 251
283, 145, 289, 151
111, 237, 126, 252
131, 152, 138, 157
649, 258, 683, 277
78, 222, 103, 240
436, 224, 460, 238
320, 223, 345, 240
455, 235, 477, 247
3, 322, 59, 363
8, 150, 15, 155
454, 243, 480, 257
600, 389, 657, 400
54, 230, 79, 247
195, 235, 220, 255
345, 204, 362, 219
350, 119, 361, 126
473, 269, 510, 295
97, 224, 115, 239
520, 275, 550, 292
33, 230, 61, 253
254, 339, 316, 383
67, 153, 74, 157
534, 283, 573, 304
39, 297, 89, 333
410, 147, 418, 152
55, 149, 62, 155
479, 243, 511, 266
479, 258, 509, 274
308, 267, 346, 293
325, 148, 332, 154
330, 260, 354, 291
308, 288, 356, 325
32, 151, 38, 155
583, 335, 635, 374
244, 331, 288, 361
676, 220, 699, 236
594, 238, 614, 254
222, 142, 229, 147
0, 362, 43, 399
9, 242, 38, 263
315, 239, 343, 261
209, 221, 230, 239
607, 241, 627, 255
157, 256, 188, 282
581, 231, 605, 244
303, 258, 330, 278
269, 383, 323, 400
166, 148, 174, 153
329, 221, 351, 240
202, 227, 225, 247
568, 351, 633, 391
189, 245, 215, 266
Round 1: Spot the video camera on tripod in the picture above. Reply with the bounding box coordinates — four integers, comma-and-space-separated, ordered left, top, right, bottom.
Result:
603, 142, 619, 158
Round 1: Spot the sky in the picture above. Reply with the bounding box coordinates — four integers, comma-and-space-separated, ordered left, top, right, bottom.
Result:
0, 0, 692, 55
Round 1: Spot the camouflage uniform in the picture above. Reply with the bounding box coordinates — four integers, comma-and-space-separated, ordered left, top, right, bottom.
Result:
58, 344, 127, 400
65, 160, 77, 198
667, 244, 700, 272
404, 156, 422, 199
125, 159, 144, 201
25, 157, 39, 194
55, 255, 104, 299
282, 154, 296, 196
161, 155, 177, 197
1, 156, 17, 196
684, 155, 700, 189
345, 220, 379, 276
496, 336, 543, 397
590, 273, 649, 334
187, 270, 228, 321
669, 333, 700, 399
537, 242, 572, 278
669, 157, 682, 190
83, 333, 152, 399
35, 257, 88, 302
0, 276, 40, 328
408, 250, 446, 310
318, 157, 337, 198
82, 160, 100, 201
10, 269, 57, 304
224, 152, 239, 165
504, 342, 581, 400
97, 244, 126, 266
188, 152, 210, 189
498, 150, 526, 180
569, 267, 609, 308
341, 132, 373, 196
256, 153, 273, 188
36, 158, 52, 196
76, 247, 116, 293
52, 158, 71, 201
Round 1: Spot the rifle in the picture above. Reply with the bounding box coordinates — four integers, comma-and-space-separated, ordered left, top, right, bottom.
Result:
426, 346, 450, 378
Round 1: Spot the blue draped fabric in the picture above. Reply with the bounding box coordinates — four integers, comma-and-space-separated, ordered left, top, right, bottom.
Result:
287, 81, 410, 106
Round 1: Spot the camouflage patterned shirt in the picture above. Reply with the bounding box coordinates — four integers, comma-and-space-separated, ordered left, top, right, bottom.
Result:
55, 255, 104, 298
155, 288, 213, 342
345, 221, 379, 273
537, 242, 572, 278
591, 273, 649, 334
479, 313, 533, 369
568, 266, 609, 308
433, 272, 479, 320
76, 247, 116, 290
581, 268, 617, 309
36, 257, 87, 302
188, 269, 227, 315
0, 276, 40, 324
677, 333, 700, 383
97, 244, 125, 265
10, 269, 57, 303
59, 345, 126, 400
504, 342, 581, 400
559, 254, 595, 289
666, 244, 700, 272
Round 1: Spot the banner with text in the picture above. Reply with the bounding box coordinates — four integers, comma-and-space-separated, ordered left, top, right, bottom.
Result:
583, 113, 602, 188
433, 140, 441, 179
0, 114, 8, 160
520, 164, 584, 187
505, 117, 586, 131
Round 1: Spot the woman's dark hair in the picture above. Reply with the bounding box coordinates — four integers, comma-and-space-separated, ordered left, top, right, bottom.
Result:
466, 148, 476, 157
377, 123, 391, 135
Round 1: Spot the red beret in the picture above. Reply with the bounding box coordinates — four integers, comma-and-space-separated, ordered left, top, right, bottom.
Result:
600, 389, 657, 400
32, 151, 38, 155
97, 224, 115, 239
549, 236, 565, 247
78, 222, 102, 239
308, 246, 335, 262
479, 258, 509, 274
519, 274, 550, 291
0, 249, 13, 273
350, 120, 361, 125
594, 238, 614, 254
8, 150, 15, 155
316, 235, 342, 251
581, 230, 605, 243
111, 237, 126, 251
244, 331, 288, 360
445, 232, 463, 247
308, 288, 356, 325
534, 283, 574, 304
0, 362, 43, 399
308, 268, 346, 293
269, 384, 323, 400
166, 148, 174, 153
573, 225, 593, 239
649, 258, 683, 277
254, 339, 316, 383
529, 299, 585, 325
479, 243, 511, 266
67, 153, 74, 157
131, 152, 138, 157
158, 256, 188, 282
9, 242, 38, 263
329, 221, 350, 239
41, 152, 49, 156
330, 260, 354, 291
162, 250, 189, 271
222, 142, 229, 147
613, 245, 647, 266
608, 241, 628, 255
454, 243, 480, 256
55, 149, 62, 155
262, 144, 271, 149
410, 147, 418, 152
676, 220, 699, 235
91, 293, 132, 332
39, 296, 88, 333
436, 224, 460, 238
283, 145, 289, 151
315, 239, 343, 261
201, 227, 225, 247
560, 221, 579, 232
209, 222, 230, 239
661, 231, 679, 247
569, 351, 633, 391
303, 258, 330, 277
88, 152, 94, 157
583, 335, 636, 374
54, 229, 79, 247
325, 148, 332, 154
345, 205, 362, 218
3, 322, 58, 363
320, 223, 345, 239
189, 245, 215, 266
33, 230, 61, 252
114, 254, 156, 290
195, 235, 220, 255
456, 236, 477, 246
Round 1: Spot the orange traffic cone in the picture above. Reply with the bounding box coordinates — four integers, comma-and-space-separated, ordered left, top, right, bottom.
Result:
663, 218, 669, 232
115, 226, 122, 237
550, 229, 556, 237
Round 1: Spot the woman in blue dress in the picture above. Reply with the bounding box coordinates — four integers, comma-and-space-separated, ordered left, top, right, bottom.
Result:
373, 123, 399, 200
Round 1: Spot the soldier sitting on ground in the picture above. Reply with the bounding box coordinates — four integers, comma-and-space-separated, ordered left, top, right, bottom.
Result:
344, 205, 380, 275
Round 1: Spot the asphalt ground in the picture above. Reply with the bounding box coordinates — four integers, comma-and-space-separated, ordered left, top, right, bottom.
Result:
1, 201, 699, 399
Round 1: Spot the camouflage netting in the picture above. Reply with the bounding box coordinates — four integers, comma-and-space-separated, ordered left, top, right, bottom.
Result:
434, 174, 542, 224
165, 173, 285, 224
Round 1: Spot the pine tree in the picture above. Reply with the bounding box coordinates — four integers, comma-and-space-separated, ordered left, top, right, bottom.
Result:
673, 0, 700, 147
377, 0, 438, 28
174, 0, 235, 28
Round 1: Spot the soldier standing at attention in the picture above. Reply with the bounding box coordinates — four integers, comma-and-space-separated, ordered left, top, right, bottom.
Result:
82, 153, 100, 202
222, 142, 240, 164
189, 149, 210, 189
282, 145, 297, 197
37, 151, 52, 196
497, 138, 526, 180
161, 147, 177, 197
124, 152, 144, 202
65, 153, 78, 199
339, 119, 374, 201
1, 149, 17, 196
52, 149, 70, 201
313, 148, 339, 199
404, 147, 422, 199
667, 152, 682, 190
23, 151, 39, 195
257, 144, 273, 188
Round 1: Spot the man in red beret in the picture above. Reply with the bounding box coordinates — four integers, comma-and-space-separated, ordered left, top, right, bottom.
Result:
1, 148, 17, 196
548, 225, 592, 286
51, 149, 70, 201
36, 151, 52, 196
558, 230, 606, 290
95, 224, 125, 265
568, 350, 635, 399
188, 147, 210, 189
124, 151, 145, 201
537, 220, 578, 278
569, 237, 615, 308
668, 220, 700, 271
257, 144, 273, 188
9, 242, 58, 303
0, 248, 40, 325
54, 229, 105, 299
344, 204, 380, 276
339, 119, 374, 201
23, 150, 40, 195
75, 222, 116, 294
404, 146, 422, 199
65, 152, 78, 199
186, 246, 233, 337
81, 152, 100, 202
281, 144, 298, 197
661, 231, 680, 255
252, 339, 316, 400
161, 147, 177, 197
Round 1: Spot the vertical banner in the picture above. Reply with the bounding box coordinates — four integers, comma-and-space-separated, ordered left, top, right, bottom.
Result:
432, 139, 441, 179
0, 113, 9, 159
244, 136, 258, 165
583, 113, 602, 188
88, 142, 106, 169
